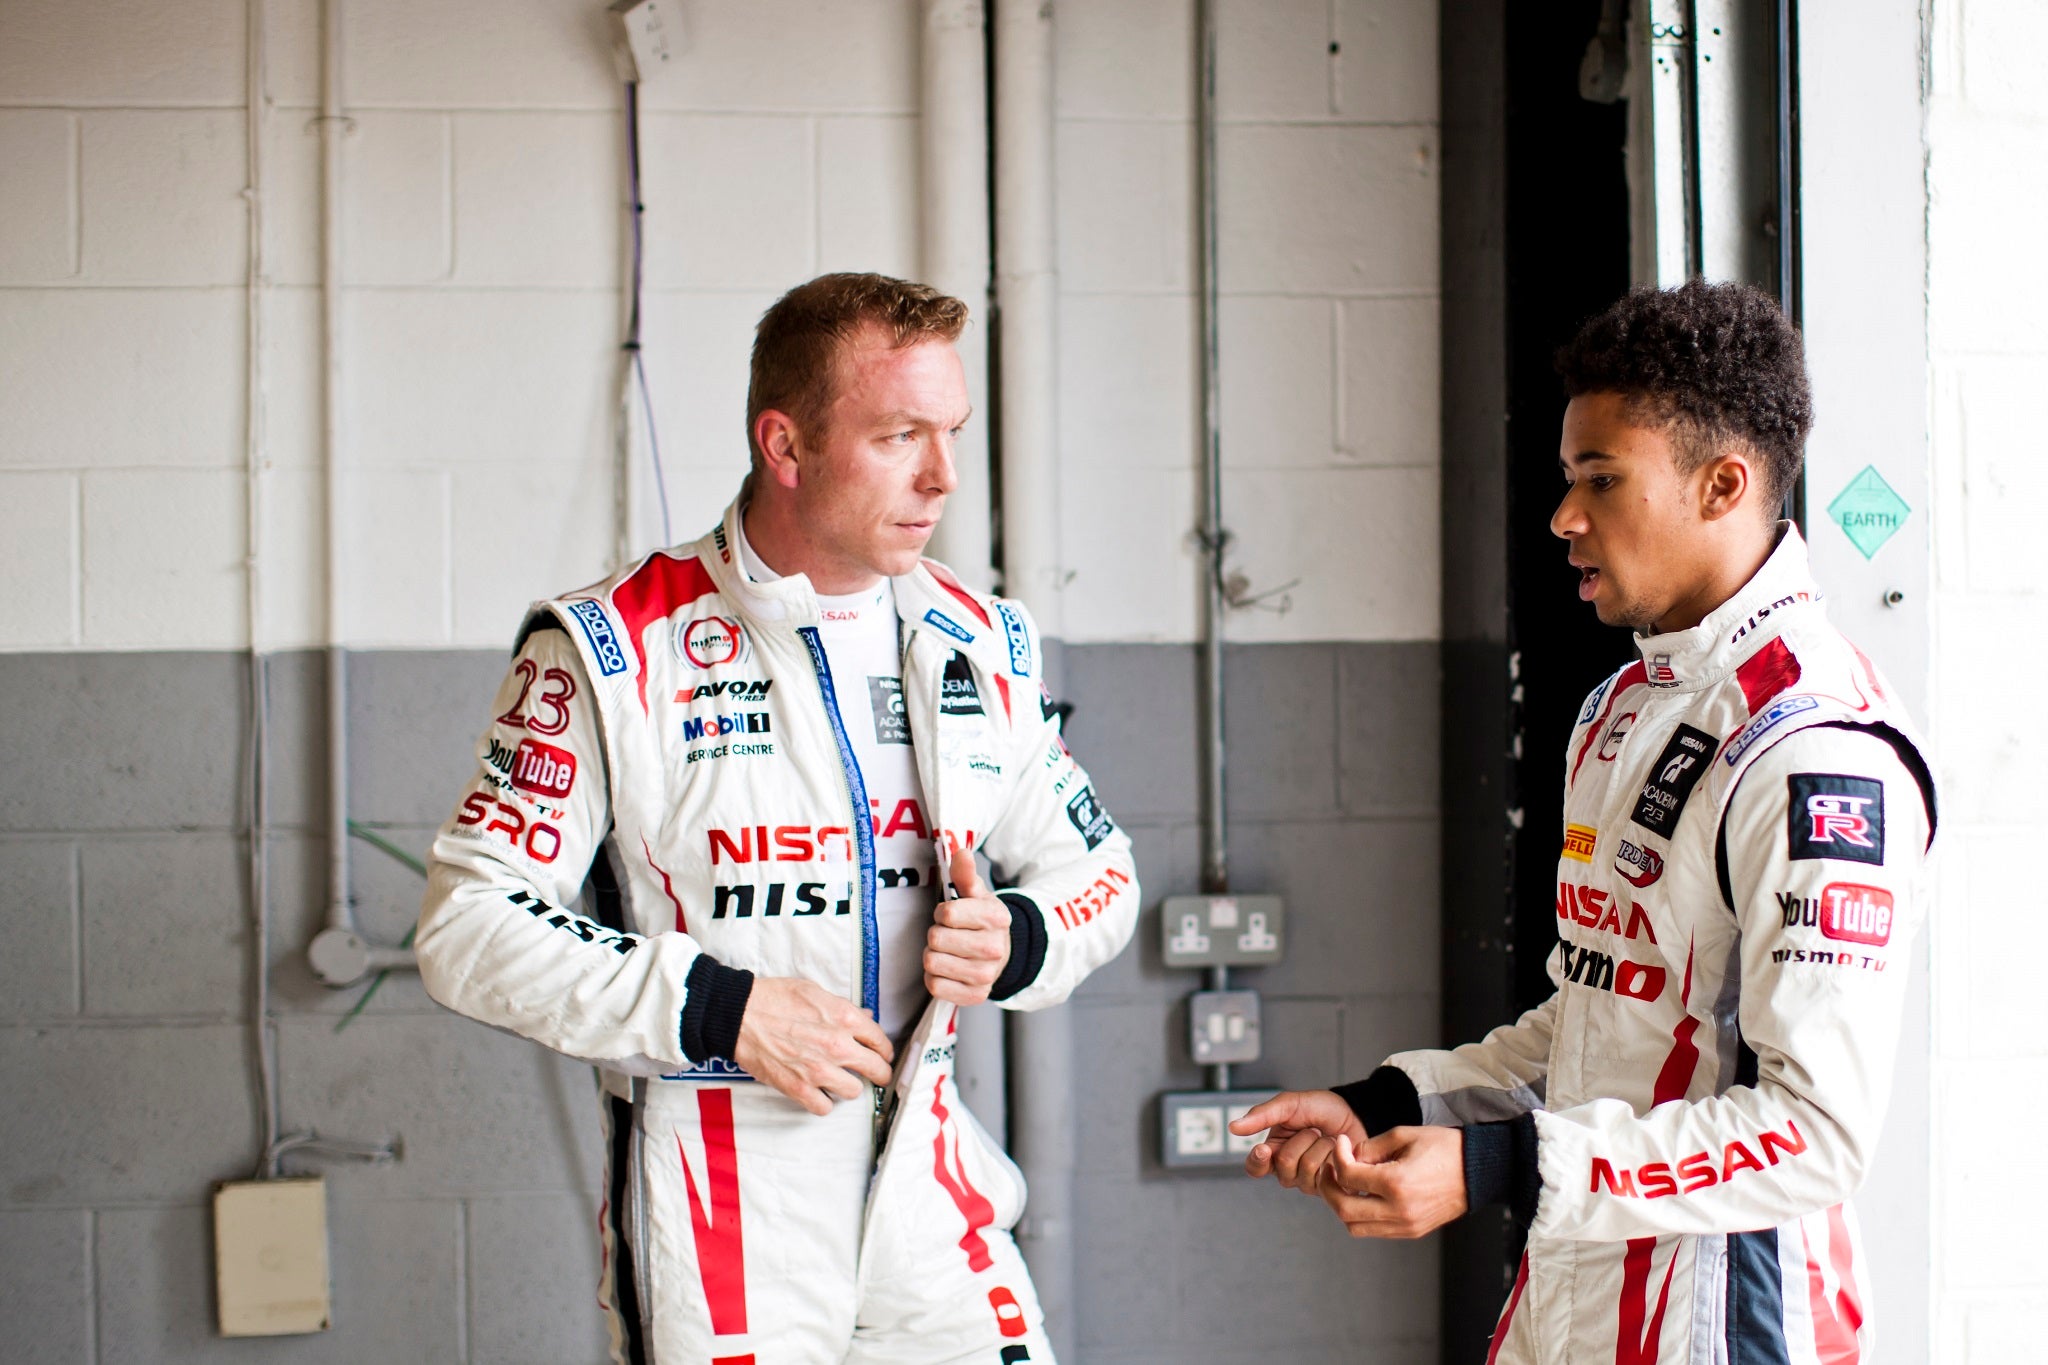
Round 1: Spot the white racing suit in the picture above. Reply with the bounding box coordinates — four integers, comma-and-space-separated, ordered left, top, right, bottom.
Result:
415, 499, 1141, 1364
1353, 526, 1936, 1363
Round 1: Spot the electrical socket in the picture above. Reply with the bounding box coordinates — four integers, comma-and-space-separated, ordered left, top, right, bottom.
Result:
609, 0, 687, 83
1188, 989, 1261, 1065
215, 1177, 330, 1337
1160, 893, 1284, 968
1159, 1089, 1278, 1169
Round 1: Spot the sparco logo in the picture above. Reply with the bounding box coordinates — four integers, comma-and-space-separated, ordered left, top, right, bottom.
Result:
683, 711, 771, 742
995, 601, 1033, 676
677, 615, 748, 669
566, 599, 627, 676
1614, 839, 1663, 888
510, 739, 576, 799
676, 679, 772, 703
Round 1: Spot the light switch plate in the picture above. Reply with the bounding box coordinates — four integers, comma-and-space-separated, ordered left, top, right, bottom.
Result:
1160, 894, 1284, 968
215, 1177, 330, 1337
1188, 989, 1262, 1065
1160, 1089, 1279, 1169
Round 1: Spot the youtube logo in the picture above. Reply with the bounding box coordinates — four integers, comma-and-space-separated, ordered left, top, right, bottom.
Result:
511, 739, 576, 800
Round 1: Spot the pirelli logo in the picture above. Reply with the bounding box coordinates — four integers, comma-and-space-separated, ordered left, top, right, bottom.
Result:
1562, 824, 1598, 863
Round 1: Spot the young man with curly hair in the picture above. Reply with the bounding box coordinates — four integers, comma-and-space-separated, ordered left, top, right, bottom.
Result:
1233, 279, 1937, 1363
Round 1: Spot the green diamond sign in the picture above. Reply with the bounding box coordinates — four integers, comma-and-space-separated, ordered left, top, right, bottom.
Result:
1826, 465, 1911, 560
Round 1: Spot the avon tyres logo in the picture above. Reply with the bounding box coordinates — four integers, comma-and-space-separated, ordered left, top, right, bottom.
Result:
924, 608, 974, 644
1557, 940, 1666, 1001
1724, 694, 1819, 767
1561, 824, 1598, 863
1631, 725, 1719, 837
565, 599, 627, 676
677, 615, 748, 669
995, 601, 1033, 677
1786, 773, 1885, 866
509, 738, 576, 799
1066, 786, 1115, 850
682, 711, 771, 742
1613, 839, 1663, 888
675, 679, 772, 703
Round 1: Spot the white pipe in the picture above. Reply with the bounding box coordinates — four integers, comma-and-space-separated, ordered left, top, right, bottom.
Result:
920, 0, 1008, 1142
320, 0, 350, 940
991, 0, 1072, 1355
920, 0, 996, 594
992, 0, 1061, 630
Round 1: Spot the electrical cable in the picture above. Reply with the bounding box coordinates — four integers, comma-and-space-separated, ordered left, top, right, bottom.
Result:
241, 0, 282, 1182
332, 821, 424, 1032
622, 80, 672, 547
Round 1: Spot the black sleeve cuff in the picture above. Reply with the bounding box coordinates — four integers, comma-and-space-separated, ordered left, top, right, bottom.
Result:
1462, 1113, 1541, 1229
988, 891, 1048, 1002
680, 954, 754, 1064
1332, 1065, 1423, 1137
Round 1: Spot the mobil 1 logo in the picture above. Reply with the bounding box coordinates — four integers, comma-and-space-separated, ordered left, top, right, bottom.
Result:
1632, 724, 1719, 837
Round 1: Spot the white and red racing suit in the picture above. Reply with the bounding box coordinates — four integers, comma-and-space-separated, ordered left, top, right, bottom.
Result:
415, 498, 1141, 1364
1339, 524, 1936, 1364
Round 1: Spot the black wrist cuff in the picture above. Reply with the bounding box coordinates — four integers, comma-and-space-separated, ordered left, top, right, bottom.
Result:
681, 954, 754, 1064
988, 892, 1048, 1002
1463, 1114, 1541, 1229
1332, 1065, 1423, 1137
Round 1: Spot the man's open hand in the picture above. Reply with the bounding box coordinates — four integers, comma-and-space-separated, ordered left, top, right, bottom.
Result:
732, 976, 894, 1116
1230, 1089, 1369, 1194
1316, 1128, 1468, 1239
924, 844, 1012, 1006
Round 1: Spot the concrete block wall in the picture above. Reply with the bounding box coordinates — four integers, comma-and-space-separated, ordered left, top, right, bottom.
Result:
1925, 1, 2048, 1356
1, 0, 1444, 1360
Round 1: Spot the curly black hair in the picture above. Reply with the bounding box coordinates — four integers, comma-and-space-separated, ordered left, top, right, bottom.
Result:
1555, 279, 1812, 509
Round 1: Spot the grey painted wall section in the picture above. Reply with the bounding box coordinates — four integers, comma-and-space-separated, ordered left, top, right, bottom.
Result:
0, 641, 1439, 1364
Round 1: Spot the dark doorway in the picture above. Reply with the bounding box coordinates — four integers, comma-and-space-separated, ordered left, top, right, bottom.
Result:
1501, 7, 1637, 1026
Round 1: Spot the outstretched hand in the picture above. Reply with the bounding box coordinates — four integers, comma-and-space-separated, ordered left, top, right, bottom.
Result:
1229, 1089, 1368, 1194
925, 844, 1013, 1006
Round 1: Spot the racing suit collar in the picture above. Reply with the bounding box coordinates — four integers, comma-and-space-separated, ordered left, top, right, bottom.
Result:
1630, 521, 1822, 691
703, 498, 1012, 675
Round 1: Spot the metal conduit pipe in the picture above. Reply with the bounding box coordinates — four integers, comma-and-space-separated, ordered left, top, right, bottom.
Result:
990, 0, 1072, 1355
305, 0, 417, 989
1195, 0, 1229, 903
920, 0, 1009, 1142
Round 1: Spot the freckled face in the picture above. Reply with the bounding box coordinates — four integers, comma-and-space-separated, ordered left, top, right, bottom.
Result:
789, 330, 969, 586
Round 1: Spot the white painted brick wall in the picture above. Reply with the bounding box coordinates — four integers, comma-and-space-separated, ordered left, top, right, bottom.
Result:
1927, 0, 2048, 1356
0, 0, 1437, 653
1056, 0, 1441, 643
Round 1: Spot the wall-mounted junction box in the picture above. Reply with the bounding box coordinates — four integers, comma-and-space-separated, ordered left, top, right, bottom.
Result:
1189, 989, 1261, 1065
609, 0, 687, 82
1160, 893, 1284, 968
215, 1177, 330, 1337
1160, 1089, 1279, 1169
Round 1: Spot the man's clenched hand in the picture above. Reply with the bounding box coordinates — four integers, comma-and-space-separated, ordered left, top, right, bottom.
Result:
732, 976, 894, 1116
1317, 1128, 1468, 1239
1230, 1089, 1369, 1195
924, 844, 1012, 1006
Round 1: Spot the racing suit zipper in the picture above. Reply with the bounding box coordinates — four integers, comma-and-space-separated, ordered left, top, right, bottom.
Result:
794, 625, 886, 1143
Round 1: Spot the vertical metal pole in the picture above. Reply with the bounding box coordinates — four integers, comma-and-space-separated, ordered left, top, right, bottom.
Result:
321, 0, 351, 939
1195, 0, 1229, 899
